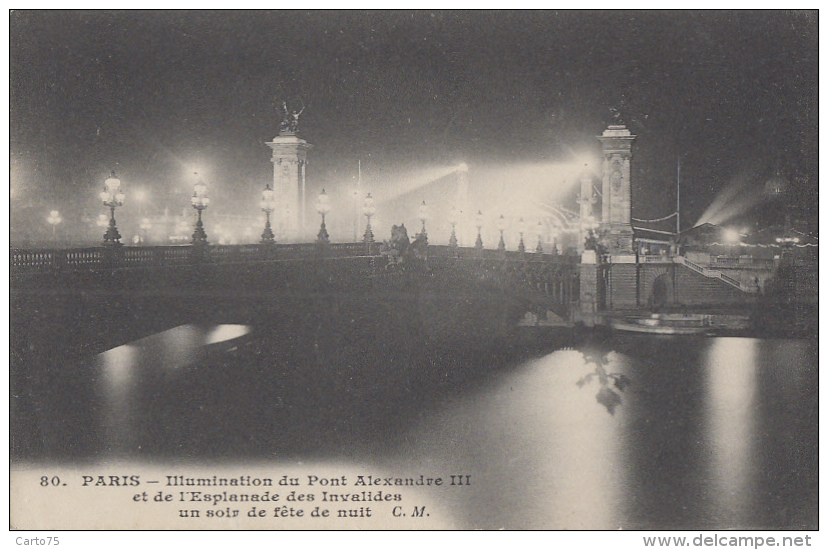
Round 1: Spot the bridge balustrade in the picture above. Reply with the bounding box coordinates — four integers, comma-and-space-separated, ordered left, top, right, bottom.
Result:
11, 243, 578, 300
11, 249, 58, 270
11, 243, 581, 319
65, 248, 103, 268
12, 244, 576, 272
641, 254, 672, 263
710, 256, 776, 270
122, 247, 156, 265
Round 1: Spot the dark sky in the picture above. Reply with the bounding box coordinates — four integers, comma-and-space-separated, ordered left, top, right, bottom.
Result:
10, 10, 819, 239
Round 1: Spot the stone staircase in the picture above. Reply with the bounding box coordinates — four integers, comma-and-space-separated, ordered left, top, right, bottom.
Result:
674, 256, 759, 293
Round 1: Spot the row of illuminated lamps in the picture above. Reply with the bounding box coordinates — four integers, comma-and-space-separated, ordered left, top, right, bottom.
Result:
92, 170, 217, 246
322, 189, 560, 254
51, 171, 563, 250
42, 171, 216, 246
723, 227, 800, 246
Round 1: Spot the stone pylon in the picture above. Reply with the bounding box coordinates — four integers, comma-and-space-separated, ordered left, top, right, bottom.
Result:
266, 133, 312, 242
598, 125, 636, 255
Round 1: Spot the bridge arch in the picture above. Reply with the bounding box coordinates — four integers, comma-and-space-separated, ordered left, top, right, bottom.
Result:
640, 266, 674, 308
651, 273, 675, 308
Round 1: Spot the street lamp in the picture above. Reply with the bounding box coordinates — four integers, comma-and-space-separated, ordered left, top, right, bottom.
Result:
46, 210, 62, 244
316, 188, 330, 244
535, 220, 544, 254
418, 200, 429, 240
496, 214, 506, 252
362, 193, 376, 246
100, 171, 125, 246
448, 205, 458, 248
260, 183, 276, 244
475, 210, 484, 249
190, 178, 210, 245
517, 217, 526, 254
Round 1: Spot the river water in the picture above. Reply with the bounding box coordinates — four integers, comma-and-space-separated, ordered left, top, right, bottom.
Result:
11, 322, 817, 530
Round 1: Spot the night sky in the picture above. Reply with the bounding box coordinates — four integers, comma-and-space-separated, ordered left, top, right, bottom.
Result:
10, 10, 819, 243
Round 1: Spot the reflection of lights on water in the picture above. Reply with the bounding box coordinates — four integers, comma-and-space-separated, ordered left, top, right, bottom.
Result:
156, 325, 201, 370
405, 347, 628, 528
94, 324, 251, 456
501, 349, 626, 528
99, 344, 139, 455
100, 325, 251, 377
100, 344, 137, 390
704, 337, 758, 523
205, 324, 251, 345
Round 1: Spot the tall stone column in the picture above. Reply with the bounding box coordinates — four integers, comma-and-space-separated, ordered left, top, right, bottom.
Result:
598, 125, 636, 255
266, 134, 312, 243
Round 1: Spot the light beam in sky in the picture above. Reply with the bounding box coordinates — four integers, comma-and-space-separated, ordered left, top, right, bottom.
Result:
695, 165, 776, 227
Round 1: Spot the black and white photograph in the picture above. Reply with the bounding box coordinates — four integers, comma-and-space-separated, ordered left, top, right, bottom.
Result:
9, 9, 819, 534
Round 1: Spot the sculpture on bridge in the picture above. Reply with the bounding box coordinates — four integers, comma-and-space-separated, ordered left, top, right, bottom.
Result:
380, 224, 429, 271
381, 224, 410, 269
278, 100, 305, 135
584, 225, 607, 257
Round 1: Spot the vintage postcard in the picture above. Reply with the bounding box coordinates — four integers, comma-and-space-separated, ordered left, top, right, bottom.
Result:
9, 10, 818, 536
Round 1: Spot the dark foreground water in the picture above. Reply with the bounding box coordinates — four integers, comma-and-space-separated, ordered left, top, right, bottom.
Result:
11, 320, 817, 530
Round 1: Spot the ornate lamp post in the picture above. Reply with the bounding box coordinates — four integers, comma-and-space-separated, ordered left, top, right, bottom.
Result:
496, 214, 506, 252
260, 183, 276, 244
100, 171, 125, 246
417, 200, 429, 242
517, 217, 527, 255
316, 188, 330, 244
190, 178, 210, 245
448, 205, 458, 249
535, 220, 544, 254
47, 210, 62, 244
475, 210, 484, 250
362, 193, 376, 247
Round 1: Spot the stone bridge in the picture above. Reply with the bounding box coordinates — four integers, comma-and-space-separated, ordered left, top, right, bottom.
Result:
11, 244, 578, 310
11, 243, 580, 360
